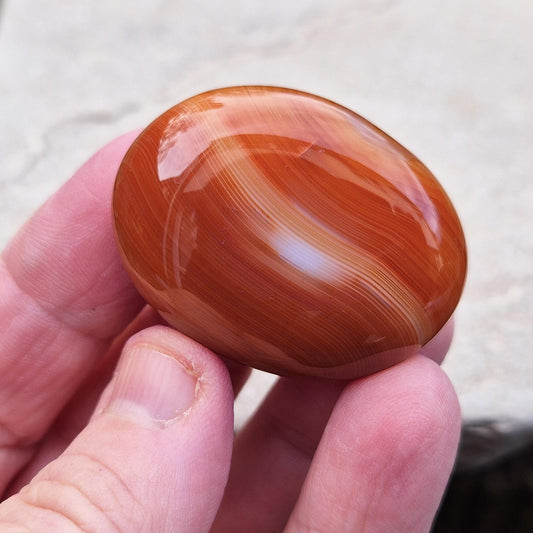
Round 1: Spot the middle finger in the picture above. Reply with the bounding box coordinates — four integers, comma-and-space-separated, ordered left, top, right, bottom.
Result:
211, 375, 345, 532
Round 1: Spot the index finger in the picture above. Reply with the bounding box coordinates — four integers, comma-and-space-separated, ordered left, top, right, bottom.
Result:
0, 131, 144, 488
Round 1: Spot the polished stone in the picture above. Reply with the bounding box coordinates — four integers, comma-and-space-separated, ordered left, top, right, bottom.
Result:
113, 87, 466, 378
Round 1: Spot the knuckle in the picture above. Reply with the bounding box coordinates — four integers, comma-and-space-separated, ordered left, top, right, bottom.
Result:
17, 452, 150, 532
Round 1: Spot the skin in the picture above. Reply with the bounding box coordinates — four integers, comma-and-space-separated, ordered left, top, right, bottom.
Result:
0, 131, 461, 532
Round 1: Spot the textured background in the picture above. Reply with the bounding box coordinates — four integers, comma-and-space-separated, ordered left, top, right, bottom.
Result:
1, 0, 532, 428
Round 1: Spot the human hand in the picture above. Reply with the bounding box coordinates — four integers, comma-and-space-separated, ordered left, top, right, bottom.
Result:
0, 132, 460, 532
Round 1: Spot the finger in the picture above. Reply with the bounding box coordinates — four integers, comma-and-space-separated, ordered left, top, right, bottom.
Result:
211, 376, 345, 532
420, 316, 455, 364
4, 305, 162, 496
285, 355, 461, 533
212, 323, 456, 532
0, 131, 144, 489
6, 311, 252, 496
0, 326, 234, 533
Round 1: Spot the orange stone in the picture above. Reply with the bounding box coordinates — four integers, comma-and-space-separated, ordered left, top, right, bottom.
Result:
113, 86, 467, 378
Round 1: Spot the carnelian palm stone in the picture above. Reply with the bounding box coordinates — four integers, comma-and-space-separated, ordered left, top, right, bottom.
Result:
113, 86, 467, 379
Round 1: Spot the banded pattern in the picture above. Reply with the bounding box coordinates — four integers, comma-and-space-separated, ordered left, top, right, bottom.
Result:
113, 86, 466, 378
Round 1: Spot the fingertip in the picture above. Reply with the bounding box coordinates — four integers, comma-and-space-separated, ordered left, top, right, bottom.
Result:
286, 355, 461, 533
420, 316, 455, 364
69, 129, 142, 203
98, 325, 235, 441
97, 326, 234, 529
89, 129, 142, 168
2, 325, 234, 533
348, 355, 461, 453
119, 324, 234, 397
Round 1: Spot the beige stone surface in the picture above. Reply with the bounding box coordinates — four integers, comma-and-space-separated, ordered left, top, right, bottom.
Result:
1, 0, 532, 426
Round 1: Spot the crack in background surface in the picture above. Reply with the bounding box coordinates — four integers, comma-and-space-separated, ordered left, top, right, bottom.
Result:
10, 103, 140, 187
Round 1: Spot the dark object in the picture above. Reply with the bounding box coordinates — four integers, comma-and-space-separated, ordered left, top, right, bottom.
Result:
432, 421, 533, 533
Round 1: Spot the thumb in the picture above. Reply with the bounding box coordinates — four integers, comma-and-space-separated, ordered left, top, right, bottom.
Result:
0, 326, 234, 532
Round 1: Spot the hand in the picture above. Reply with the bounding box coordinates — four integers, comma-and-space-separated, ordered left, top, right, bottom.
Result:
0, 132, 460, 532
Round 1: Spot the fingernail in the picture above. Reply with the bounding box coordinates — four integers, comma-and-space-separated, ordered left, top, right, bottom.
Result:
105, 343, 198, 424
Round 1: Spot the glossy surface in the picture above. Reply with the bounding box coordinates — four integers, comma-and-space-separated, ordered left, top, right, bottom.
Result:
113, 86, 467, 378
